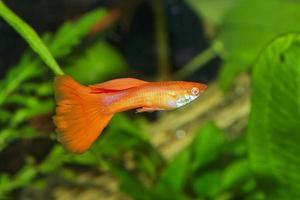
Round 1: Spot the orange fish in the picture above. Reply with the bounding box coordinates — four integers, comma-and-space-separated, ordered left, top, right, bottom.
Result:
53, 75, 207, 154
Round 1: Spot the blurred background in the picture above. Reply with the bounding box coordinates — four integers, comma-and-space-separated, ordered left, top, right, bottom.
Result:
1, 0, 300, 199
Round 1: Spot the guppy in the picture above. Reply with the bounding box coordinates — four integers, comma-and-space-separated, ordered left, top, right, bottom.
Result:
53, 75, 207, 153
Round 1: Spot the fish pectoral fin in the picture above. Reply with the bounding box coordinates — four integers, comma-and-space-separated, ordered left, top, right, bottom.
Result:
89, 78, 148, 93
136, 107, 165, 113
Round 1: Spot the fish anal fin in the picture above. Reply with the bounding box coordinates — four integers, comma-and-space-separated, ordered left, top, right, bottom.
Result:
136, 107, 165, 113
89, 78, 148, 93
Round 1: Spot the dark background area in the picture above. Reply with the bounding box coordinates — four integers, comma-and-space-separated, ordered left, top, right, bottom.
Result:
0, 0, 218, 82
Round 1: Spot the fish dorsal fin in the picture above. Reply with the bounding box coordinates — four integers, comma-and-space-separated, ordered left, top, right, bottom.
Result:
89, 78, 148, 93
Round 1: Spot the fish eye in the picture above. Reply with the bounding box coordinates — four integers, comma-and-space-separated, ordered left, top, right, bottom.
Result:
191, 87, 199, 96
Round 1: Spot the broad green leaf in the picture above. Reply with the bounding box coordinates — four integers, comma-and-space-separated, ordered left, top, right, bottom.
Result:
221, 159, 252, 189
0, 1, 63, 75
154, 152, 191, 200
218, 0, 300, 89
192, 170, 222, 198
65, 41, 127, 84
190, 122, 225, 170
247, 33, 300, 199
156, 149, 190, 192
154, 123, 225, 199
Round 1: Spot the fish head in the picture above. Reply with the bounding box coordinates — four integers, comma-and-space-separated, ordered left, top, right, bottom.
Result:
167, 82, 207, 108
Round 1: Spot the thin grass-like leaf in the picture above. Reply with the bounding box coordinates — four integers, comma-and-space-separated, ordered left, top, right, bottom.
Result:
0, 1, 64, 75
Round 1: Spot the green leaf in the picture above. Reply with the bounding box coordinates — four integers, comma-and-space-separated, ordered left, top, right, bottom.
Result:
0, 97, 54, 150
109, 164, 155, 200
0, 8, 106, 105
154, 122, 225, 199
0, 127, 37, 151
0, 174, 11, 198
0, 164, 37, 197
108, 114, 148, 140
222, 135, 247, 157
0, 1, 63, 75
39, 145, 65, 174
245, 191, 266, 200
0, 110, 11, 122
91, 114, 149, 156
221, 159, 252, 189
247, 33, 300, 199
21, 82, 53, 96
92, 129, 142, 157
242, 179, 257, 194
157, 149, 190, 192
49, 8, 107, 58
192, 170, 222, 198
65, 41, 127, 84
0, 53, 41, 106
218, 0, 300, 89
186, 0, 237, 25
190, 122, 225, 170
10, 100, 54, 127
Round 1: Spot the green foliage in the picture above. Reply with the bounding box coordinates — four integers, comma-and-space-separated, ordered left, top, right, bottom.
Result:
186, 0, 237, 25
0, 163, 37, 199
109, 164, 156, 200
0, 1, 63, 75
65, 41, 127, 84
49, 9, 107, 58
0, 97, 53, 151
0, 53, 40, 105
156, 149, 190, 193
217, 0, 300, 89
190, 122, 225, 170
193, 170, 222, 198
154, 122, 225, 198
0, 5, 126, 149
247, 33, 300, 199
1, 1, 300, 200
0, 5, 128, 197
222, 159, 251, 189
120, 122, 255, 200
0, 7, 108, 105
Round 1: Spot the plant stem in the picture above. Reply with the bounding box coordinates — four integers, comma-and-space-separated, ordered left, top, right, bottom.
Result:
0, 1, 64, 75
152, 0, 171, 80
173, 40, 223, 80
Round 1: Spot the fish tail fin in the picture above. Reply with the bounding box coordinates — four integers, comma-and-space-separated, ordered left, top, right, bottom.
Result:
53, 75, 113, 154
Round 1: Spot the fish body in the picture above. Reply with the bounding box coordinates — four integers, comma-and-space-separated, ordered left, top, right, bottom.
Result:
53, 75, 207, 153
99, 81, 206, 113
